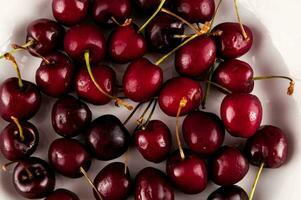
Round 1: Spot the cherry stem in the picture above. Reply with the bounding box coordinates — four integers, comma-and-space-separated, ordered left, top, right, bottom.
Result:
176, 97, 187, 160
123, 151, 129, 175
249, 162, 265, 200
137, 99, 154, 128
209, 0, 223, 30
0, 39, 34, 59
80, 166, 103, 200
205, 80, 232, 94
202, 67, 215, 109
123, 102, 144, 125
4, 53, 23, 88
143, 99, 157, 129
84, 51, 133, 110
10, 116, 25, 142
111, 16, 123, 26
138, 0, 167, 33
233, 0, 248, 40
253, 75, 295, 95
1, 161, 17, 171
24, 167, 33, 180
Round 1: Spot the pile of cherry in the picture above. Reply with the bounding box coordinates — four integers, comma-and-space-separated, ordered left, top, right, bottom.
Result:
0, 0, 294, 199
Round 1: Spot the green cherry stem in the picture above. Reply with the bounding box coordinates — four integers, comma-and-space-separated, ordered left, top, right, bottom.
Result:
233, 0, 248, 39
209, 0, 223, 30
249, 162, 265, 200
205, 80, 232, 94
80, 166, 103, 200
4, 53, 23, 88
0, 39, 35, 59
10, 116, 25, 142
202, 67, 215, 109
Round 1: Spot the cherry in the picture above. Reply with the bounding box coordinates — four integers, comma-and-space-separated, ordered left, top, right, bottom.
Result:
13, 157, 55, 199
92, 0, 132, 26
94, 162, 131, 200
26, 19, 65, 56
182, 111, 224, 157
52, 0, 90, 26
123, 58, 163, 102
208, 185, 249, 200
0, 120, 39, 161
45, 189, 79, 200
35, 52, 74, 97
175, 35, 216, 77
220, 93, 263, 138
86, 115, 131, 161
0, 77, 42, 122
48, 138, 91, 178
158, 77, 203, 117
52, 95, 92, 138
135, 167, 174, 200
64, 24, 106, 64
134, 120, 172, 163
134, 0, 171, 13
175, 0, 215, 23
212, 22, 253, 58
166, 149, 208, 194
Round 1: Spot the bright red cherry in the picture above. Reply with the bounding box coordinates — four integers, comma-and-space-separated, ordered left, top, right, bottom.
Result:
52, 0, 90, 26
208, 185, 249, 200
123, 58, 163, 102
52, 95, 92, 138
134, 120, 172, 163
209, 146, 249, 186
220, 93, 263, 138
158, 77, 203, 117
48, 138, 91, 178
135, 167, 174, 200
45, 189, 79, 200
244, 125, 288, 168
36, 52, 74, 97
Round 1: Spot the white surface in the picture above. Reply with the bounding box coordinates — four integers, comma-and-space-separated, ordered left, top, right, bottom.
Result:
0, 0, 301, 199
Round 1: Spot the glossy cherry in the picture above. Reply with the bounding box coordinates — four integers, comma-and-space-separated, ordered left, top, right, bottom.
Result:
182, 111, 225, 156
134, 0, 171, 13
52, 95, 92, 138
158, 77, 203, 117
45, 189, 79, 200
209, 146, 249, 186
166, 149, 207, 194
52, 0, 90, 26
26, 19, 64, 56
134, 120, 172, 163
36, 52, 74, 97
135, 167, 174, 200
0, 78, 42, 122
123, 58, 163, 102
64, 24, 106, 64
48, 138, 91, 178
108, 24, 147, 64
75, 65, 116, 105
92, 0, 132, 26
0, 121, 39, 161
221, 93, 262, 138
175, 35, 216, 77
208, 185, 249, 200
86, 115, 131, 161
244, 125, 288, 168
212, 22, 253, 58
94, 162, 131, 200
13, 157, 55, 199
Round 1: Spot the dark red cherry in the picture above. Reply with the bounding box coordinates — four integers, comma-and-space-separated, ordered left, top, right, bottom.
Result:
52, 95, 92, 138
208, 185, 249, 200
26, 19, 64, 56
86, 115, 131, 161
13, 157, 55, 199
135, 167, 174, 200
134, 120, 172, 163
244, 125, 288, 168
158, 77, 203, 117
123, 58, 163, 102
36, 52, 74, 97
52, 0, 90, 26
182, 111, 224, 156
92, 0, 132, 26
213, 59, 254, 94
209, 146, 249, 186
134, 0, 171, 13
220, 93, 262, 138
166, 150, 207, 194
48, 138, 91, 178
64, 24, 106, 64
45, 189, 79, 200
0, 121, 39, 161
212, 22, 253, 58
94, 162, 131, 200
175, 0, 215, 23
75, 65, 116, 105
145, 13, 184, 53
175, 36, 216, 77
108, 24, 147, 64
0, 78, 42, 122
